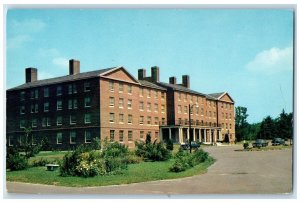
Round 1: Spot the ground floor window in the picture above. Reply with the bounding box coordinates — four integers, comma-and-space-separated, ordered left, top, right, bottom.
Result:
70, 131, 76, 144
119, 130, 124, 142
85, 131, 91, 143
110, 130, 115, 141
57, 132, 62, 144
128, 131, 133, 142
8, 136, 13, 146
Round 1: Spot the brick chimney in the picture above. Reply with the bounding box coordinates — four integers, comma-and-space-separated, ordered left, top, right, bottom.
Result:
138, 69, 146, 80
169, 76, 177, 85
182, 75, 190, 88
69, 59, 80, 75
25, 67, 38, 83
151, 66, 160, 82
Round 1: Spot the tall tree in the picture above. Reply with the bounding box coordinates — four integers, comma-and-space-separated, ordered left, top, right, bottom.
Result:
235, 106, 249, 141
276, 109, 293, 141
258, 116, 276, 139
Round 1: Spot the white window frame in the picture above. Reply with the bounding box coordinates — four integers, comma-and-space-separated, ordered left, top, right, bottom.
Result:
57, 132, 63, 144
85, 131, 92, 143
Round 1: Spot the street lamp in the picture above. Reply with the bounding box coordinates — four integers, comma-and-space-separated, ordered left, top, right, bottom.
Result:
189, 103, 198, 153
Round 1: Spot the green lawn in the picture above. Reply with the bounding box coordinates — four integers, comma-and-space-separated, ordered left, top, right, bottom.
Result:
7, 157, 214, 187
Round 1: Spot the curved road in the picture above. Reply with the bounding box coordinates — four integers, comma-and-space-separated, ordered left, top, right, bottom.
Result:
5, 145, 293, 196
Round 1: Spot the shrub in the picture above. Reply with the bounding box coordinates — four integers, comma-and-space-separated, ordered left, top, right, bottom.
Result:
166, 139, 174, 151
169, 148, 209, 173
31, 157, 61, 167
6, 148, 28, 171
135, 140, 171, 161
243, 142, 249, 149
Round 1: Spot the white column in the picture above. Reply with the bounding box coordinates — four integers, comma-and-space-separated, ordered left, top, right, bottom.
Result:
193, 128, 196, 141
199, 129, 202, 142
179, 128, 183, 143
169, 128, 172, 140
187, 128, 190, 141
204, 129, 207, 142
159, 128, 163, 141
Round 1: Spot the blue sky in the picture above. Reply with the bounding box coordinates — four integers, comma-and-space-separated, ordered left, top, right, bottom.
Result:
6, 9, 294, 123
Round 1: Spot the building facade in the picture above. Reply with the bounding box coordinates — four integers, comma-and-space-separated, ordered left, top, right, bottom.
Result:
6, 59, 235, 150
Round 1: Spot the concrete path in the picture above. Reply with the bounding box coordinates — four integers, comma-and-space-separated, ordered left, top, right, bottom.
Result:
5, 145, 293, 196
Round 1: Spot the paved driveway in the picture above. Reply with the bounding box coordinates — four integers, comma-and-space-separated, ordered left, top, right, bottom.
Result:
5, 145, 293, 196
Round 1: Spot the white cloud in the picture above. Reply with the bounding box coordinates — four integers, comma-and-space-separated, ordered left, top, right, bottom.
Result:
52, 57, 69, 68
39, 71, 55, 80
11, 19, 46, 34
246, 46, 293, 74
7, 35, 32, 49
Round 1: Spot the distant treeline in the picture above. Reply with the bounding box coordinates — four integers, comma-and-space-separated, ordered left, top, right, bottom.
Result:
235, 107, 293, 141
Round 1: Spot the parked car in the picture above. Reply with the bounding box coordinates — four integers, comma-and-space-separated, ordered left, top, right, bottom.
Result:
272, 138, 285, 146
181, 141, 200, 150
252, 139, 268, 148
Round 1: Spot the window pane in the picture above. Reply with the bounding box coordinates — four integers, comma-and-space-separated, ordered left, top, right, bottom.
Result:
57, 133, 62, 144
110, 130, 115, 141
85, 114, 91, 123
128, 131, 133, 141
85, 131, 91, 143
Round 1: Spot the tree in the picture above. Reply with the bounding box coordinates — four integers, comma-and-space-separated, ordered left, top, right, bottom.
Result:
276, 109, 293, 141
258, 116, 277, 140
235, 106, 249, 141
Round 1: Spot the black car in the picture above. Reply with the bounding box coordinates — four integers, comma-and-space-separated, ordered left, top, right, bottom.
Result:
272, 138, 285, 146
252, 139, 268, 148
181, 141, 200, 150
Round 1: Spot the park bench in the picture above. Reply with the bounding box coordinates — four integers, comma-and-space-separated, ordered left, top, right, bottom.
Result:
45, 164, 59, 171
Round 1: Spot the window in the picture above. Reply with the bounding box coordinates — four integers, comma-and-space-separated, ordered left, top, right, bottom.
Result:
68, 84, 77, 94
178, 93, 181, 101
230, 124, 232, 129
119, 113, 124, 123
161, 92, 165, 99
226, 113, 228, 119
161, 104, 165, 113
57, 100, 62, 110
57, 133, 62, 144
119, 130, 124, 142
209, 111, 212, 117
70, 115, 76, 125
128, 114, 133, 124
147, 89, 151, 98
139, 87, 143, 97
184, 94, 187, 102
222, 112, 224, 118
8, 136, 13, 146
32, 119, 37, 128
109, 113, 115, 123
229, 113, 232, 119
139, 116, 144, 125
226, 123, 228, 129
128, 99, 132, 109
109, 81, 114, 92
20, 106, 25, 114
85, 114, 91, 124
85, 131, 92, 143
109, 97, 115, 107
31, 104, 35, 113
20, 120, 25, 128
139, 101, 144, 111
154, 117, 159, 125
74, 99, 78, 109
30, 90, 34, 99
47, 117, 51, 126
221, 103, 223, 108
162, 118, 166, 125
42, 118, 46, 127
110, 130, 115, 141
196, 107, 199, 115
85, 97, 91, 107
70, 131, 76, 144
44, 87, 49, 97
119, 83, 124, 93
68, 100, 73, 109
119, 98, 124, 108
184, 106, 188, 114
139, 131, 144, 140
128, 85, 132, 94
154, 103, 158, 112
20, 91, 25, 101
35, 89, 38, 99
57, 116, 62, 126
128, 131, 133, 142
214, 112, 216, 118
44, 102, 49, 112
147, 102, 151, 112
147, 116, 151, 125
154, 90, 158, 99
190, 95, 193, 102
178, 105, 182, 114
57, 86, 62, 96
201, 108, 204, 115
84, 82, 91, 92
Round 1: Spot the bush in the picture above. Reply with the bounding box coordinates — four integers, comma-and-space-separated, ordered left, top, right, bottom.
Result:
31, 157, 61, 167
6, 148, 28, 171
243, 142, 249, 149
135, 140, 171, 161
166, 139, 174, 151
169, 148, 209, 173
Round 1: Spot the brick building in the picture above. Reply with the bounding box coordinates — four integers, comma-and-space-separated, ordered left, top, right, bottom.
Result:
6, 59, 235, 150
